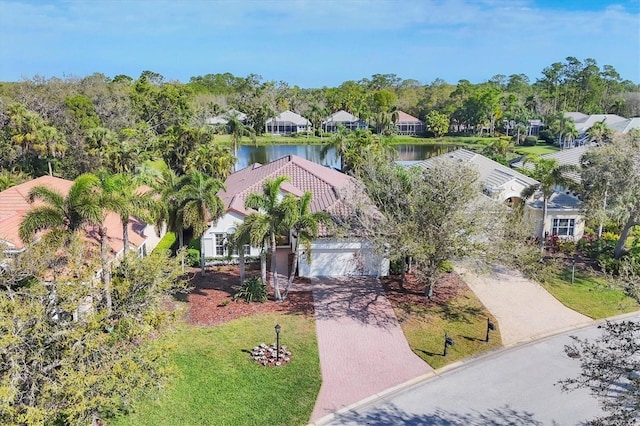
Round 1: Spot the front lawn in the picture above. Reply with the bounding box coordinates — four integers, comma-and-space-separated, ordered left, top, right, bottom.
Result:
111, 313, 320, 426
383, 272, 502, 370
542, 267, 640, 319
514, 141, 560, 156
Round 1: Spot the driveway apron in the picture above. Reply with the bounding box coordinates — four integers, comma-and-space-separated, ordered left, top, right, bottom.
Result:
310, 277, 432, 422
455, 264, 592, 346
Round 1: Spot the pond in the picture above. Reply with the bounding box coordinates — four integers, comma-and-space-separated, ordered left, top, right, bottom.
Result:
236, 143, 462, 170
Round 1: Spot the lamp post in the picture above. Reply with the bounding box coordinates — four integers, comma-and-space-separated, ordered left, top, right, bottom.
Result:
486, 317, 496, 342
443, 333, 454, 356
275, 324, 281, 362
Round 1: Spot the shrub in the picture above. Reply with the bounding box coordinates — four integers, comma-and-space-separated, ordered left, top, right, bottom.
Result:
438, 260, 454, 273
233, 277, 267, 303
523, 136, 537, 146
187, 248, 200, 267
557, 240, 577, 255
389, 259, 404, 275
539, 129, 555, 144
153, 232, 177, 254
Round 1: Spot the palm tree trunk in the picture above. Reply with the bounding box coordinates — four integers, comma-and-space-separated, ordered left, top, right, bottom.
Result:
541, 198, 548, 250
179, 229, 184, 272
122, 221, 129, 255
200, 235, 206, 276
260, 247, 267, 286
239, 247, 246, 285
99, 225, 113, 316
283, 239, 299, 301
271, 234, 281, 301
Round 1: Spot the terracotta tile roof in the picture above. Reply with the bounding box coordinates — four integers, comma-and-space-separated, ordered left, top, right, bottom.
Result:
394, 110, 422, 124
219, 155, 356, 217
0, 176, 146, 254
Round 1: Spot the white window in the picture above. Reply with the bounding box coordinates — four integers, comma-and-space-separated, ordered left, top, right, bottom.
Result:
552, 218, 575, 236
214, 233, 226, 256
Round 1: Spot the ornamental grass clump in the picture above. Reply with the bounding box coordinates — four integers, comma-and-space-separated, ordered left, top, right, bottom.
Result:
233, 276, 267, 303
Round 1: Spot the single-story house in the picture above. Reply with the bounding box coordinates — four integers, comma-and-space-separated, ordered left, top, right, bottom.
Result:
0, 176, 164, 262
608, 117, 640, 134
265, 110, 311, 136
404, 149, 585, 241
205, 109, 248, 126
322, 110, 367, 133
393, 110, 424, 135
202, 155, 388, 277
564, 112, 628, 136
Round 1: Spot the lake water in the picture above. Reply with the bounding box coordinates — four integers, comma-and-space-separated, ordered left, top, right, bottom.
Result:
236, 144, 461, 170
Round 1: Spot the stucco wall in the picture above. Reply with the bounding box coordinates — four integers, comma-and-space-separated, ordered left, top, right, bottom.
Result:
525, 206, 585, 240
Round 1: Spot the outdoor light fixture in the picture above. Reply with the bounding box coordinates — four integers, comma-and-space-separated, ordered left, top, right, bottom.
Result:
444, 332, 455, 356
486, 317, 496, 342
275, 324, 281, 361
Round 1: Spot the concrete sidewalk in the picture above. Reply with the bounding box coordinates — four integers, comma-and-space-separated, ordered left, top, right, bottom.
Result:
455, 263, 592, 346
309, 277, 431, 422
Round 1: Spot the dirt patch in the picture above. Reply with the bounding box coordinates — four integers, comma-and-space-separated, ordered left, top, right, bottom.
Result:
185, 265, 314, 326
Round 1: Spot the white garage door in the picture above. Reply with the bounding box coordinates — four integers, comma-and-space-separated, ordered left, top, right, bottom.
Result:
306, 249, 362, 277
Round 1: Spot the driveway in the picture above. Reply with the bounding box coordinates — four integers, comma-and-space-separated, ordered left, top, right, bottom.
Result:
455, 263, 592, 345
310, 277, 432, 422
326, 313, 640, 425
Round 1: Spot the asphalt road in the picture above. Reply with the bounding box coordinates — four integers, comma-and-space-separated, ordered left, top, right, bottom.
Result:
326, 313, 640, 426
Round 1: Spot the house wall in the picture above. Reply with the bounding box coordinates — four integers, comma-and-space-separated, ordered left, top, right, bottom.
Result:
525, 206, 585, 241
298, 239, 389, 277
202, 212, 261, 259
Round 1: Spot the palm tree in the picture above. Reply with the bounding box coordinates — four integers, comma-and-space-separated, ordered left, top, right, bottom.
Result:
321, 124, 350, 171
226, 116, 256, 171
19, 173, 101, 249
283, 191, 330, 300
228, 221, 252, 286
521, 156, 578, 248
244, 176, 297, 301
587, 121, 612, 145
185, 142, 235, 180
176, 170, 225, 275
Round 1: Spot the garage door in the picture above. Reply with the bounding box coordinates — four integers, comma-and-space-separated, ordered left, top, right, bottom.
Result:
306, 249, 362, 277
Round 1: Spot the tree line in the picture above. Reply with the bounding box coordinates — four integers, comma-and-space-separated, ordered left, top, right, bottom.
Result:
1, 57, 638, 182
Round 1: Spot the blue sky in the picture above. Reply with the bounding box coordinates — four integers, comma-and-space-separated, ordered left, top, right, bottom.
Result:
0, 0, 638, 87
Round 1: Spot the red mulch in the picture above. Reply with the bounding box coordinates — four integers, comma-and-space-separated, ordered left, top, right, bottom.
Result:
185, 265, 314, 326
381, 271, 467, 309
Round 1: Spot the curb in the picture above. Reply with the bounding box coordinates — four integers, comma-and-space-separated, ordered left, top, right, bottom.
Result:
307, 309, 640, 426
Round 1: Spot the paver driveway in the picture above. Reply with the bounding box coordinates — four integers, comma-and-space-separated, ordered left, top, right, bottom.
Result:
309, 277, 432, 422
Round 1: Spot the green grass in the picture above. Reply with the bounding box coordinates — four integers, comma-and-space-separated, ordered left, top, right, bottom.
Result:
541, 267, 640, 319
514, 141, 560, 156
395, 289, 502, 369
111, 313, 321, 426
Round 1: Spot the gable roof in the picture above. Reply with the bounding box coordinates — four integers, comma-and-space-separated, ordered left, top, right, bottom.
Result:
394, 110, 422, 124
608, 117, 640, 134
266, 110, 310, 126
0, 176, 145, 252
408, 149, 538, 191
512, 145, 590, 183
564, 112, 628, 133
322, 110, 360, 124
219, 155, 359, 218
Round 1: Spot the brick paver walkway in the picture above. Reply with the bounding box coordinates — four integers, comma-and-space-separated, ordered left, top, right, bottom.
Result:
309, 277, 432, 422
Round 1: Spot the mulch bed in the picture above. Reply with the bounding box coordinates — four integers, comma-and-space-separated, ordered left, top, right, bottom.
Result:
185, 265, 314, 326
381, 271, 467, 309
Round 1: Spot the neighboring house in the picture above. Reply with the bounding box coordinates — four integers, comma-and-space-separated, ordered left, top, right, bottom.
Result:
393, 110, 424, 135
564, 112, 628, 136
404, 149, 585, 241
607, 117, 640, 134
406, 149, 538, 207
202, 155, 388, 277
0, 176, 163, 262
265, 110, 311, 136
321, 110, 367, 133
205, 109, 248, 126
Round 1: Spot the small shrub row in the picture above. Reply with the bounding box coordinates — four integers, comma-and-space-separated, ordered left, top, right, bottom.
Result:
152, 232, 177, 254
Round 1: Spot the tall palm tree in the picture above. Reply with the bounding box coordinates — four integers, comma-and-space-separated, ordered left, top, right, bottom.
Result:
185, 142, 235, 180
320, 124, 350, 171
283, 191, 330, 300
176, 170, 225, 275
244, 176, 297, 301
226, 116, 256, 171
521, 156, 578, 248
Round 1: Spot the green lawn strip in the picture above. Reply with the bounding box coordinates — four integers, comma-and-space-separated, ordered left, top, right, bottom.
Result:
514, 142, 560, 156
541, 268, 639, 319
112, 313, 320, 426
396, 289, 501, 370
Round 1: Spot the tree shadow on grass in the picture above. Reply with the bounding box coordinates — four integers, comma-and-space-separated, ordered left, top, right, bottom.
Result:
333, 403, 560, 425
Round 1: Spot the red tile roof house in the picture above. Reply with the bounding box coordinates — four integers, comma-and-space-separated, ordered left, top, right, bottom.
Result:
0, 176, 164, 270
203, 155, 389, 277
393, 110, 425, 135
